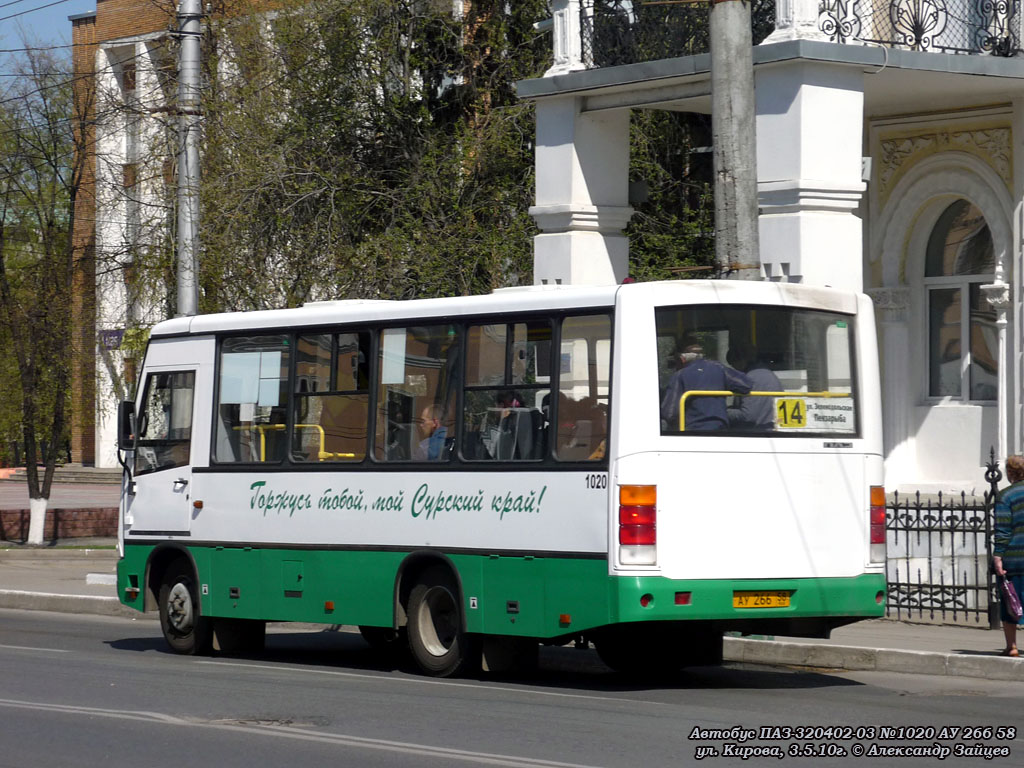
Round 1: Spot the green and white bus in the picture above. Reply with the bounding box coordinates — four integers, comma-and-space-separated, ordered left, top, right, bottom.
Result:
116, 280, 886, 676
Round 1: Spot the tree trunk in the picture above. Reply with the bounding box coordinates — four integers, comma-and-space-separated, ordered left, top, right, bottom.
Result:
27, 497, 48, 545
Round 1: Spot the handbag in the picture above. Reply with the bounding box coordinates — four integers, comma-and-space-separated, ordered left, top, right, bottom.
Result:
996, 573, 1023, 623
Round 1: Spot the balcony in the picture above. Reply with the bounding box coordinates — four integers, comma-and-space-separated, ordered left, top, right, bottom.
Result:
551, 0, 1021, 73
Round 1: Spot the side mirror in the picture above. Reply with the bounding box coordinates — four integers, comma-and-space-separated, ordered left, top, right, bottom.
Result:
117, 400, 136, 449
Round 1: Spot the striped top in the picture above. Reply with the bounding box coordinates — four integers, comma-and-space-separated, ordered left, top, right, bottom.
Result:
994, 481, 1024, 574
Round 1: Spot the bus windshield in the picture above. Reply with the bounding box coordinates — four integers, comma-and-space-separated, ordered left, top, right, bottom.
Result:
656, 304, 857, 436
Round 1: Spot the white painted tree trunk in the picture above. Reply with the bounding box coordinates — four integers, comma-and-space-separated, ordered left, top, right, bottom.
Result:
27, 497, 48, 545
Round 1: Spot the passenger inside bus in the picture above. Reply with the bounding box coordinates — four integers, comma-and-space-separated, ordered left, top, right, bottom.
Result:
726, 342, 781, 431
660, 336, 752, 431
414, 403, 449, 461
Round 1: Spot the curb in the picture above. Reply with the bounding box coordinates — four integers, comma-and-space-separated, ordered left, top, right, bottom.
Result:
0, 590, 141, 618
723, 636, 1024, 683
0, 548, 116, 561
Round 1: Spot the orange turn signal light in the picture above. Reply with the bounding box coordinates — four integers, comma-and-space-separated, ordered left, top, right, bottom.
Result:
619, 485, 656, 506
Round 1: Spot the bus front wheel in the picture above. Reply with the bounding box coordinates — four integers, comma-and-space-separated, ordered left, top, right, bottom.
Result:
158, 562, 212, 655
407, 568, 479, 677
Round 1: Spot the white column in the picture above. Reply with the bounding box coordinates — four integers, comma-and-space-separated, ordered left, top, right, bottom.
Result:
1011, 99, 1024, 455
869, 286, 913, 488
755, 60, 866, 291
530, 95, 633, 285
982, 282, 1010, 461
762, 0, 828, 44
546, 0, 586, 76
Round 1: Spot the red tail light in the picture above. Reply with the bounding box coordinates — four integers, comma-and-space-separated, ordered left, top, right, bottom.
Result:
869, 485, 886, 564
869, 486, 886, 544
619, 485, 656, 564
619, 524, 657, 546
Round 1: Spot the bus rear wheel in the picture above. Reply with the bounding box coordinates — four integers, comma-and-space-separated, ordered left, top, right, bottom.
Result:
158, 562, 212, 655
407, 568, 479, 677
595, 624, 720, 676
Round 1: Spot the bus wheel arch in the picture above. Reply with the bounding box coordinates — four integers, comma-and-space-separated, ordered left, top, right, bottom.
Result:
144, 544, 197, 613
150, 549, 212, 655
397, 555, 479, 677
394, 552, 465, 631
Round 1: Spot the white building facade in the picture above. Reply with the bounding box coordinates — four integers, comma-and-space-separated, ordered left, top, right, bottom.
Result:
520, 0, 1024, 494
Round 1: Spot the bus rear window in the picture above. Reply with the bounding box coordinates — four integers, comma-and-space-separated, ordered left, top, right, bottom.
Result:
655, 305, 856, 436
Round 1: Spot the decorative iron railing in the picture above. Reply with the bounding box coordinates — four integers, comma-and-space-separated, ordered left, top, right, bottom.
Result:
885, 451, 1003, 626
577, 0, 1020, 69
819, 0, 1020, 55
580, 0, 777, 68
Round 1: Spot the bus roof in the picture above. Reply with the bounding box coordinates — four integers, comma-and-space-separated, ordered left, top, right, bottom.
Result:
148, 280, 861, 337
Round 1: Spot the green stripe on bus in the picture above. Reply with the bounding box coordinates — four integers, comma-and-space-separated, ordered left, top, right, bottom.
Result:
118, 545, 884, 638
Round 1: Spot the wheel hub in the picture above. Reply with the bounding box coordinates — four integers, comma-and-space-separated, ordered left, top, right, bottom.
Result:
167, 582, 194, 632
417, 585, 457, 657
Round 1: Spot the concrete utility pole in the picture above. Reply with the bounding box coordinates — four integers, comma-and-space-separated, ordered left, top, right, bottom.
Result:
710, 0, 760, 280
176, 0, 201, 316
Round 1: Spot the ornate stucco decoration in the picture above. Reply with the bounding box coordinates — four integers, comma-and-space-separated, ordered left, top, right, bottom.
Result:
867, 286, 911, 322
878, 127, 1011, 208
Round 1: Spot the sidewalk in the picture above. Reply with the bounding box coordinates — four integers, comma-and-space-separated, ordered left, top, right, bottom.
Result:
1, 540, 1022, 682
0, 481, 120, 510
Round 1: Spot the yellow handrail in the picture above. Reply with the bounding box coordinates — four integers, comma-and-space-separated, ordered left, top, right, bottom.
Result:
234, 423, 356, 461
677, 390, 851, 431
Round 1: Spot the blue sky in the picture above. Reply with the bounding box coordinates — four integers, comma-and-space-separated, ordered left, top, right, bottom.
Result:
1, 0, 95, 50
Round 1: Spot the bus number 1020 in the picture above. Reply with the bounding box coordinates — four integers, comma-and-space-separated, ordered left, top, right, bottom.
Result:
585, 474, 608, 489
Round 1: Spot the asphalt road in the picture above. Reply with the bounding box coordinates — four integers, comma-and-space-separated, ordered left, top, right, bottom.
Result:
1, 609, 1023, 768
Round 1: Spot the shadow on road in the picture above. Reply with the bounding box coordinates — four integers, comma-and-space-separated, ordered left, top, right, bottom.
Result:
105, 625, 863, 694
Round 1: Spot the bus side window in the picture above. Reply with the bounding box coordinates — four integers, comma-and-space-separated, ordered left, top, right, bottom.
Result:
214, 335, 290, 463
291, 331, 369, 462
555, 314, 611, 462
374, 324, 459, 462
461, 321, 550, 462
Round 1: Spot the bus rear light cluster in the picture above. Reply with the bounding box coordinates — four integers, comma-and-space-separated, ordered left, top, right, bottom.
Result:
869, 485, 886, 564
619, 485, 656, 566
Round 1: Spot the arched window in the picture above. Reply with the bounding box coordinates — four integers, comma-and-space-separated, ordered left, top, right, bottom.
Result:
924, 200, 997, 401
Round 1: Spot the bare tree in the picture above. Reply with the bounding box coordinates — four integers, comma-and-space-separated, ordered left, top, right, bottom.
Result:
0, 43, 92, 544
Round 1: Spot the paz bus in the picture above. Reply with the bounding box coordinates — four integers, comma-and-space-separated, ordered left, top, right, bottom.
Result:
115, 280, 886, 676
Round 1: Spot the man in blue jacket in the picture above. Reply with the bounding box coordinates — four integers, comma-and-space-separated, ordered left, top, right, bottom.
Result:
660, 337, 753, 432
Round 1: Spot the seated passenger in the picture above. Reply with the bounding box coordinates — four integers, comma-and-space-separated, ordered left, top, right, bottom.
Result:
414, 404, 448, 461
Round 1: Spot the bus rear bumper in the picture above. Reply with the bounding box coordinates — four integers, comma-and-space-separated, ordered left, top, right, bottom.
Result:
608, 573, 886, 637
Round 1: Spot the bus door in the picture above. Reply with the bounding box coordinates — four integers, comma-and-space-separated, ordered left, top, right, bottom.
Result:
128, 364, 199, 535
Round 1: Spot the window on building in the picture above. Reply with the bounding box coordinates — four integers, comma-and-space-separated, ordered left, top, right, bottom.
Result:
925, 200, 997, 401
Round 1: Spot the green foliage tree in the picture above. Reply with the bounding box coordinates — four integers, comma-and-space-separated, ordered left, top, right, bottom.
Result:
197, 0, 551, 310
0, 45, 89, 543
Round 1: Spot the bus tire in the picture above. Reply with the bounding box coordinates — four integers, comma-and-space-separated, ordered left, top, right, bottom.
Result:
158, 562, 212, 655
407, 568, 479, 677
594, 624, 685, 676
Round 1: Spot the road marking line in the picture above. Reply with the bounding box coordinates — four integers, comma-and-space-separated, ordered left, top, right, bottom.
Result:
0, 644, 70, 653
0, 698, 603, 768
197, 659, 661, 707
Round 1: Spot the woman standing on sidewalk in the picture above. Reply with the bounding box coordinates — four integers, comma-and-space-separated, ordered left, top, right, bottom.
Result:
994, 455, 1024, 657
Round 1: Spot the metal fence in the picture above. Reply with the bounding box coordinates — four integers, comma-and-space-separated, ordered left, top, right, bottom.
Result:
578, 0, 1020, 68
819, 0, 1020, 55
579, 0, 776, 68
885, 451, 1003, 626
